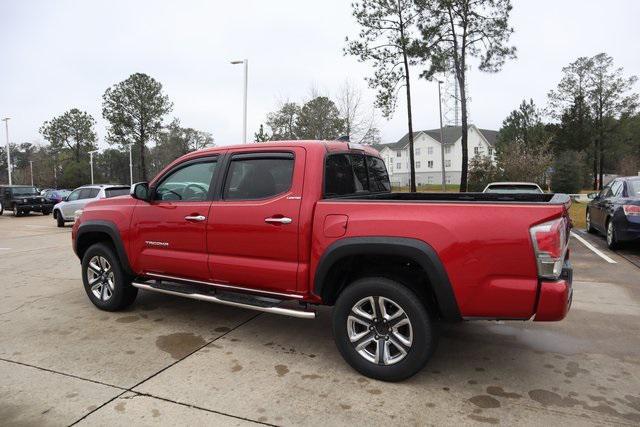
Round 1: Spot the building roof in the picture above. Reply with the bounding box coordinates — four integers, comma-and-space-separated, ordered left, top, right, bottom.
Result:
375, 125, 498, 151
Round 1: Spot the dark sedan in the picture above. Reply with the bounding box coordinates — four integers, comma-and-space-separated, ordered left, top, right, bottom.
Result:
586, 176, 640, 248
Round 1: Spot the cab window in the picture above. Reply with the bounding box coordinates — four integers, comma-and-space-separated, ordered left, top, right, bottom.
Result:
223, 153, 294, 200
155, 159, 217, 201
610, 180, 623, 197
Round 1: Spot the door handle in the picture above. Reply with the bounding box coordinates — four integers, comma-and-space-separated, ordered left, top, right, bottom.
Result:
265, 217, 292, 224
185, 215, 206, 222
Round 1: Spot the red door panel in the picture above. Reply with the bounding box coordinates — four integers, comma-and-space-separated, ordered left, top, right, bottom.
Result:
207, 148, 305, 294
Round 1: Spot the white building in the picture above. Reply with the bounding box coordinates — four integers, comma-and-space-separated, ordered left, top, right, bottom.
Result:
373, 125, 498, 187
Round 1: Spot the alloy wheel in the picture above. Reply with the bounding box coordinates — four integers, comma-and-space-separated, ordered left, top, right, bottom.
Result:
586, 212, 590, 230
86, 255, 115, 301
607, 221, 614, 246
347, 296, 413, 365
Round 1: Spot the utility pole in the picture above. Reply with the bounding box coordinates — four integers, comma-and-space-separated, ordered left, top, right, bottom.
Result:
88, 150, 99, 185
437, 81, 446, 192
230, 59, 248, 143
29, 161, 34, 186
2, 117, 11, 185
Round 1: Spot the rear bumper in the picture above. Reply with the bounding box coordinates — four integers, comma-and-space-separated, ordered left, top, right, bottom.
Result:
533, 261, 573, 321
614, 214, 640, 242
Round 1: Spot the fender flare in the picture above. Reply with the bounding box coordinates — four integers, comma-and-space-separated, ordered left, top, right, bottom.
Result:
314, 236, 461, 321
75, 220, 133, 276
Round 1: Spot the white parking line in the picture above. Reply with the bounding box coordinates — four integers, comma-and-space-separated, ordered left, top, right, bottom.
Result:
571, 232, 617, 264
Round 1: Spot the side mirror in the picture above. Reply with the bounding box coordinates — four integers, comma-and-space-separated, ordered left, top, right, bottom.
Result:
587, 192, 598, 200
131, 182, 150, 201
63, 196, 69, 202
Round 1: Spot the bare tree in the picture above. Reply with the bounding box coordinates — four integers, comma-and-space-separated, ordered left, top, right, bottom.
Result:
335, 79, 379, 143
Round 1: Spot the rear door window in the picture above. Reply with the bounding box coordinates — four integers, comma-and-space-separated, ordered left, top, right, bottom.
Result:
78, 188, 94, 199
367, 156, 391, 192
223, 153, 294, 200
105, 187, 130, 198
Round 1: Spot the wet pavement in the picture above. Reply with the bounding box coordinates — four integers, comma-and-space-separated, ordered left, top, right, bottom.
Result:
1, 214, 639, 426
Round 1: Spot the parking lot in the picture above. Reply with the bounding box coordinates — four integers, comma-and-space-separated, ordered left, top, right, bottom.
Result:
1, 213, 639, 426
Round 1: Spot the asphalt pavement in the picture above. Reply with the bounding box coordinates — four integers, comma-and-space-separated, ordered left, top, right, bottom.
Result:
1, 214, 639, 426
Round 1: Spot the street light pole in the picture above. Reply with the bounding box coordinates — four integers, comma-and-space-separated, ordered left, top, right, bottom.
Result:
29, 160, 34, 186
2, 117, 11, 185
437, 81, 446, 192
230, 59, 248, 144
88, 150, 99, 185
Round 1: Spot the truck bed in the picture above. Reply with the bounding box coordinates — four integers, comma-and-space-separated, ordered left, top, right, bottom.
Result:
326, 191, 571, 205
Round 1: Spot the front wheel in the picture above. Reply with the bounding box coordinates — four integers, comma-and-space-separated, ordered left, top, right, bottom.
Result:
332, 277, 437, 382
606, 220, 618, 250
13, 205, 21, 217
0, 201, 3, 215
81, 242, 138, 311
586, 210, 596, 233
56, 211, 65, 227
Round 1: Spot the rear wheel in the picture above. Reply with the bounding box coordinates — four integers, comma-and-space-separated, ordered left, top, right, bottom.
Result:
0, 201, 3, 215
332, 277, 437, 382
81, 242, 138, 311
606, 219, 618, 250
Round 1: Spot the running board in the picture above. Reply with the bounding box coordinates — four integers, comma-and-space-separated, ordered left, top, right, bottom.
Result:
131, 281, 316, 319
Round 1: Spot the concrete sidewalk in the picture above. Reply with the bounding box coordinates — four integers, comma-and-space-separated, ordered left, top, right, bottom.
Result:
1, 214, 639, 426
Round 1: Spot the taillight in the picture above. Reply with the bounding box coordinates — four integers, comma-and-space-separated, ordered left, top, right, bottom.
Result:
530, 217, 568, 279
623, 205, 640, 216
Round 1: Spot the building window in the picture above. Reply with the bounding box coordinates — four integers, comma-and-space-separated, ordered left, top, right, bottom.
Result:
445, 146, 451, 154
415, 148, 421, 156
427, 176, 433, 184
427, 147, 433, 155
396, 162, 401, 170
416, 161, 421, 169
488, 148, 493, 156
474, 147, 481, 155
446, 175, 451, 184
396, 151, 401, 157
445, 160, 451, 168
427, 161, 433, 168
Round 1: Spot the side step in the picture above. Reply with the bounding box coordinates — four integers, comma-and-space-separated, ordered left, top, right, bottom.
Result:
131, 281, 316, 319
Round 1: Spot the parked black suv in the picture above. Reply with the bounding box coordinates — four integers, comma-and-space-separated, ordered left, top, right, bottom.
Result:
0, 185, 53, 216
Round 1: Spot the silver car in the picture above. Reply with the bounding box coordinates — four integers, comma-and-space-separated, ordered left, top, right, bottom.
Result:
53, 184, 130, 227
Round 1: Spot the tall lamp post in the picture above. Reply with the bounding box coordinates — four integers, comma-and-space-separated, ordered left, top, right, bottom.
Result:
2, 117, 11, 185
437, 81, 446, 192
88, 150, 99, 185
29, 160, 34, 186
126, 143, 133, 185
230, 59, 248, 144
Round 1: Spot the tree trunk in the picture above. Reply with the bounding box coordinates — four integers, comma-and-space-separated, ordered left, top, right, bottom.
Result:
592, 138, 598, 190
404, 54, 417, 193
459, 77, 468, 192
598, 127, 604, 190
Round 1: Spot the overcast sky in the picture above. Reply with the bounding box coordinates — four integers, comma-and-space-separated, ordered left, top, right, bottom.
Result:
1, 0, 639, 148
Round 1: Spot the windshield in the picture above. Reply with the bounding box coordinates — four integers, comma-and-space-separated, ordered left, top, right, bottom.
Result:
11, 187, 39, 196
485, 185, 542, 194
628, 180, 640, 197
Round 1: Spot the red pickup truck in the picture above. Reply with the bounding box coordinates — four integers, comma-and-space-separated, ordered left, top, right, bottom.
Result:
72, 141, 572, 381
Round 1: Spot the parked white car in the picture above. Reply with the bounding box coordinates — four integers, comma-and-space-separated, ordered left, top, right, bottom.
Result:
53, 184, 130, 227
483, 182, 544, 194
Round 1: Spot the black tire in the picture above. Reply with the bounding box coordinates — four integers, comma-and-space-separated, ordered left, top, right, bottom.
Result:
81, 242, 138, 311
606, 219, 618, 250
43, 210, 51, 216
13, 205, 21, 217
0, 201, 3, 215
332, 276, 437, 382
56, 211, 65, 227
585, 209, 596, 234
